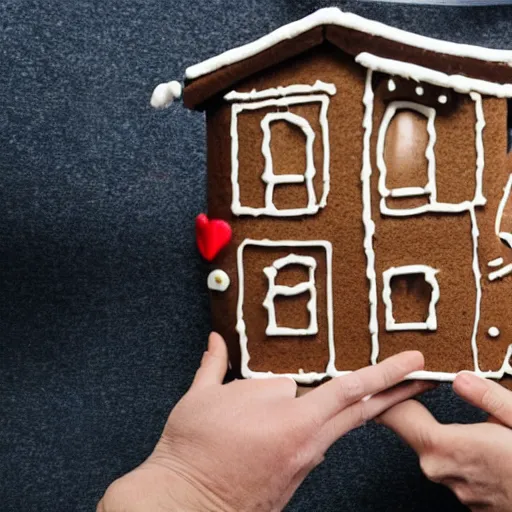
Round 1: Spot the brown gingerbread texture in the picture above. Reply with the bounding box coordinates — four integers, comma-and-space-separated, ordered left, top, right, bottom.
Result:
178, 8, 512, 384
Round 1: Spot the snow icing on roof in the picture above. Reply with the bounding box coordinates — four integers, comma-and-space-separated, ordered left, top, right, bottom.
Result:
185, 7, 512, 81
357, 52, 512, 96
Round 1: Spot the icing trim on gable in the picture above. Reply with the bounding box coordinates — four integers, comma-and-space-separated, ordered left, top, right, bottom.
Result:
356, 53, 512, 97
185, 8, 512, 81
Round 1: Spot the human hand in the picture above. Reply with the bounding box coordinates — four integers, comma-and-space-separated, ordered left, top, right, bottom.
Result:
379, 372, 512, 512
98, 332, 430, 512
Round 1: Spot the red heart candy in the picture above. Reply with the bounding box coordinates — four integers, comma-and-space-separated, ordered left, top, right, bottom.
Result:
195, 214, 232, 262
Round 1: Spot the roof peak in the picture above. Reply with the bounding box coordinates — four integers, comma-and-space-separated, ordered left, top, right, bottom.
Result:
185, 7, 512, 82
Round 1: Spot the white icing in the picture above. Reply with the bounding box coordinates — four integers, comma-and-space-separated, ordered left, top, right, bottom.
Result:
495, 174, 512, 249
415, 86, 424, 96
488, 327, 500, 338
357, 67, 511, 382
356, 53, 512, 98
387, 79, 396, 92
438, 94, 448, 104
207, 269, 230, 292
361, 70, 380, 365
261, 112, 316, 213
390, 187, 430, 198
230, 94, 331, 217
470, 92, 487, 206
185, 8, 512, 81
382, 265, 440, 331
150, 80, 182, 109
488, 257, 504, 267
374, 95, 487, 216
237, 239, 335, 383
376, 101, 436, 211
263, 254, 318, 336
224, 80, 336, 101
469, 206, 483, 372
489, 263, 512, 282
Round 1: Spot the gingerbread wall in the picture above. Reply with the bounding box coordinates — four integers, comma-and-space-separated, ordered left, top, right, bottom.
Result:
204, 42, 512, 380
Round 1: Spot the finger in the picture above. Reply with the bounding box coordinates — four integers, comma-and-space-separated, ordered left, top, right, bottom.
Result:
297, 351, 424, 425
378, 399, 442, 454
487, 415, 504, 425
454, 372, 512, 427
315, 380, 434, 453
191, 332, 228, 389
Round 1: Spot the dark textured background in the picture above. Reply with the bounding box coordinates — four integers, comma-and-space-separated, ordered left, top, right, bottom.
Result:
1, 1, 511, 510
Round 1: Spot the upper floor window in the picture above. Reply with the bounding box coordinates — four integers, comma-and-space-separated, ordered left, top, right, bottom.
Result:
375, 85, 487, 217
226, 81, 336, 217
377, 101, 436, 216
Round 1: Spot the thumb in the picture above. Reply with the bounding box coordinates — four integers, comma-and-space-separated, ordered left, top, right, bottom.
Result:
191, 332, 229, 390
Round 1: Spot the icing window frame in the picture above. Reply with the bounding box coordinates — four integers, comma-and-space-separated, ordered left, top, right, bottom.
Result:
382, 265, 440, 332
236, 239, 336, 381
376, 95, 487, 218
227, 82, 336, 217
261, 112, 317, 214
262, 253, 318, 336
377, 100, 437, 215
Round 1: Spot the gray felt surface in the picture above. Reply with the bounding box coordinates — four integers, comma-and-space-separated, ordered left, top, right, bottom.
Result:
1, 1, 511, 510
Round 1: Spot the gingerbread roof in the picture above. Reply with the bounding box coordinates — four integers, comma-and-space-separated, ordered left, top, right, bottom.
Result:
183, 7, 512, 110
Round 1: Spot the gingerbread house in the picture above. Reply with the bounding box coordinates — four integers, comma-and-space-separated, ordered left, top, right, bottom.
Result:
168, 8, 512, 382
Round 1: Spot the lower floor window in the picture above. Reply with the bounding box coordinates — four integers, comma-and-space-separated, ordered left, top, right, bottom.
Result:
382, 264, 440, 331
263, 254, 318, 336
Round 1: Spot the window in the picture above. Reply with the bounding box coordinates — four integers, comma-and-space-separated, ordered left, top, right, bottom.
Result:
227, 81, 335, 217
263, 254, 318, 336
377, 101, 436, 216
377, 95, 487, 217
261, 112, 316, 213
382, 265, 440, 331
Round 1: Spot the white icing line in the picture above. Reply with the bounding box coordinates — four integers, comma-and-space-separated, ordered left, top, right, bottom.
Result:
207, 269, 230, 291
376, 101, 435, 207
356, 53, 512, 98
390, 187, 430, 198
186, 8, 512, 81
261, 112, 317, 212
263, 254, 318, 336
470, 92, 487, 206
237, 239, 335, 381
382, 265, 440, 331
224, 80, 336, 101
373, 97, 486, 217
488, 257, 504, 267
469, 206, 483, 372
495, 174, 512, 249
488, 263, 512, 281
361, 70, 379, 365
230, 94, 331, 217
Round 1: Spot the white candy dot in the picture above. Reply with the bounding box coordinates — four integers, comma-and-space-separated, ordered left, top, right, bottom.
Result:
298, 368, 305, 374
438, 94, 448, 104
207, 269, 230, 292
388, 79, 396, 92
415, 86, 424, 96
488, 327, 500, 338
150, 80, 182, 109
